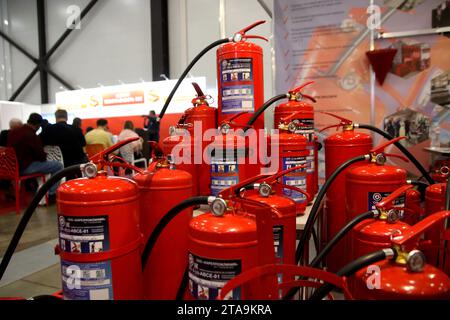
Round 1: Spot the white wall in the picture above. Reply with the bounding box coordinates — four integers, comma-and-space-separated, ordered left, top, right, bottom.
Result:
0, 0, 152, 104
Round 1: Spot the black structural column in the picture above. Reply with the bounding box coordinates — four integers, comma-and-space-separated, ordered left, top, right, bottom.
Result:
37, 0, 49, 103
0, 0, 98, 102
150, 0, 169, 80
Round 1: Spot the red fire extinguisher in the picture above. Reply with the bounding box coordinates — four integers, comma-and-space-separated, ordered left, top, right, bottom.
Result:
343, 137, 425, 264
210, 112, 263, 196
351, 185, 416, 261
56, 138, 144, 300
133, 143, 193, 300
273, 81, 318, 194
350, 210, 450, 300
320, 113, 373, 272
423, 168, 449, 268
274, 111, 314, 207
187, 195, 280, 300
162, 82, 217, 196
217, 20, 267, 130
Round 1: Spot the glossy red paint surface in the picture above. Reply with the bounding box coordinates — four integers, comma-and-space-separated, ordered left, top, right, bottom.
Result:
134, 165, 193, 299
57, 175, 143, 300
323, 129, 372, 272
217, 41, 264, 130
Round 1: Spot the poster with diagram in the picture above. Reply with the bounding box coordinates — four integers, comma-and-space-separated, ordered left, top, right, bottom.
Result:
275, 0, 450, 176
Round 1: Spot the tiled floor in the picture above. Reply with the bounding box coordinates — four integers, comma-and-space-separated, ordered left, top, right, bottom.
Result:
0, 204, 61, 298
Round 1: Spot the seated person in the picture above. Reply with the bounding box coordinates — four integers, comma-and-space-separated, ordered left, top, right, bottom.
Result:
40, 109, 88, 167
118, 121, 143, 163
85, 119, 114, 149
7, 113, 63, 198
0, 118, 22, 146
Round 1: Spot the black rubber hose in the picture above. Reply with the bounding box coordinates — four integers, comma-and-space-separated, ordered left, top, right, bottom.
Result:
357, 124, 434, 185
0, 164, 82, 281
283, 209, 375, 300
309, 249, 394, 300
244, 94, 287, 131
310, 210, 376, 269
295, 155, 367, 265
235, 184, 258, 196
158, 38, 230, 121
141, 196, 210, 269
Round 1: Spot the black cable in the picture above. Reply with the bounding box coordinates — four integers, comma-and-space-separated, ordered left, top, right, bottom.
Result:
309, 249, 394, 300
141, 196, 210, 269
295, 155, 367, 265
357, 124, 434, 185
311, 226, 320, 261
0, 164, 82, 281
244, 94, 287, 131
158, 38, 230, 121
283, 209, 375, 300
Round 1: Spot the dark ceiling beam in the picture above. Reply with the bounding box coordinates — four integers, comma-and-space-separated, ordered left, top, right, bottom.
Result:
0, 0, 99, 101
150, 0, 169, 81
37, 0, 49, 103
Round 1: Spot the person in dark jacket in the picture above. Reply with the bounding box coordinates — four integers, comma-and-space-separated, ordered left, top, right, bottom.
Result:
0, 118, 22, 146
7, 113, 63, 196
72, 117, 86, 147
144, 110, 160, 142
40, 109, 88, 168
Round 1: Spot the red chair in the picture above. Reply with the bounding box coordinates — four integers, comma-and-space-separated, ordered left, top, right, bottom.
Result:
0, 147, 47, 214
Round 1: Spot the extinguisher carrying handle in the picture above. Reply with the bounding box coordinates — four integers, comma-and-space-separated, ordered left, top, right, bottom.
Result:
105, 155, 145, 175
90, 137, 140, 163
191, 82, 210, 106
355, 123, 435, 185
233, 164, 308, 197
221, 173, 272, 198
375, 185, 414, 211
244, 35, 269, 42
391, 210, 450, 248
234, 20, 266, 38
275, 183, 313, 204
280, 111, 308, 125
288, 81, 317, 103
370, 136, 406, 154
319, 112, 354, 133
